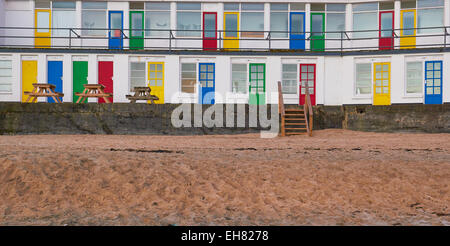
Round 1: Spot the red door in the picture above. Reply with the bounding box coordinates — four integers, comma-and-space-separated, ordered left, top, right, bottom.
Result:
203, 12, 217, 50
299, 64, 316, 106
98, 61, 113, 103
379, 11, 394, 50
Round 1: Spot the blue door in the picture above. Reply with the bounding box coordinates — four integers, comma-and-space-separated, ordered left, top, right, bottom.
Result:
199, 63, 215, 104
290, 12, 305, 50
424, 61, 443, 104
47, 60, 63, 103
109, 11, 123, 49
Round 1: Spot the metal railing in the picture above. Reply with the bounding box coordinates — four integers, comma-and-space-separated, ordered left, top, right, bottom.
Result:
0, 26, 449, 53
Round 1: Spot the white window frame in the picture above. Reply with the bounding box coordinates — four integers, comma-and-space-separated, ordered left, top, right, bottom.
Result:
176, 2, 202, 38
240, 3, 265, 39
231, 63, 248, 94
270, 3, 289, 39
325, 3, 346, 39
354, 61, 373, 98
404, 60, 424, 97
416, 0, 444, 34
51, 1, 76, 38
352, 3, 379, 39
145, 2, 171, 38
129, 61, 147, 93
81, 2, 107, 37
281, 63, 299, 96
0, 57, 13, 94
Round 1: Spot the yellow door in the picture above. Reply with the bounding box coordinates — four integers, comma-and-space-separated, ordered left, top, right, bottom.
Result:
148, 62, 164, 104
373, 62, 391, 105
400, 10, 416, 49
22, 60, 38, 103
224, 12, 239, 50
35, 9, 51, 48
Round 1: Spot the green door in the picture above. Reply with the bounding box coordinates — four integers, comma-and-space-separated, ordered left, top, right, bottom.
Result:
249, 63, 265, 105
73, 61, 88, 103
130, 11, 144, 50
310, 13, 325, 51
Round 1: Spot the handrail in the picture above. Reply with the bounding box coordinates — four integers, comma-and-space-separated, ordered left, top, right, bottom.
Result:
303, 84, 313, 137
277, 81, 285, 137
0, 25, 449, 52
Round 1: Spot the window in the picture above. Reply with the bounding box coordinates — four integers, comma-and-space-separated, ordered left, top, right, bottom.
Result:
52, 1, 76, 37
149, 63, 164, 87
282, 64, 297, 94
241, 3, 264, 38
353, 3, 378, 38
231, 64, 247, 93
181, 63, 196, 93
36, 11, 50, 33
417, 0, 444, 34
270, 4, 288, 38
0, 60, 12, 93
35, 0, 50, 9
145, 2, 170, 37
406, 62, 423, 94
355, 63, 372, 95
82, 2, 107, 36
177, 3, 201, 37
326, 4, 345, 39
130, 62, 146, 90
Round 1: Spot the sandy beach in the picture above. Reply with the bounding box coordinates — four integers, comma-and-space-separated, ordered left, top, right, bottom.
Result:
0, 129, 449, 225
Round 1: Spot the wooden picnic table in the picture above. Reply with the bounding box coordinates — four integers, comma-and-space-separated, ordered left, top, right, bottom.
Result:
24, 83, 64, 103
75, 84, 113, 103
126, 87, 159, 104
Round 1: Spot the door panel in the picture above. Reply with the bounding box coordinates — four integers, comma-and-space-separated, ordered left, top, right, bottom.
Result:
373, 62, 391, 105
35, 10, 51, 48
130, 11, 144, 50
22, 60, 38, 102
98, 61, 113, 103
47, 61, 63, 103
299, 64, 316, 106
400, 10, 416, 49
203, 12, 217, 50
73, 61, 88, 103
310, 13, 325, 51
198, 63, 215, 104
148, 62, 165, 104
424, 61, 443, 104
249, 63, 265, 105
290, 12, 305, 50
379, 11, 394, 50
224, 12, 239, 50
109, 11, 123, 49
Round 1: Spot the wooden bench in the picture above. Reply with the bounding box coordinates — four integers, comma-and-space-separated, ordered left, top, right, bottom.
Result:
126, 87, 159, 104
75, 84, 113, 103
24, 83, 64, 103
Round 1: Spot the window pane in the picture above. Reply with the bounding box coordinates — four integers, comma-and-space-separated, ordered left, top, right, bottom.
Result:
353, 13, 378, 38
417, 0, 444, 8
52, 1, 76, 9
326, 13, 345, 38
402, 11, 415, 36
177, 12, 201, 37
37, 12, 50, 32
82, 2, 107, 9
204, 14, 216, 38
270, 12, 288, 38
131, 12, 143, 37
241, 12, 264, 37
242, 3, 264, 11
177, 3, 201, 11
146, 11, 170, 37
353, 3, 378, 12
401, 0, 416, 9
380, 12, 393, 37
52, 10, 76, 37
326, 4, 346, 12
311, 4, 325, 12
311, 15, 323, 35
291, 13, 304, 35
232, 64, 247, 94
290, 3, 305, 11
417, 8, 444, 34
145, 2, 170, 10
82, 11, 106, 36
379, 2, 395, 10
356, 63, 371, 94
271, 4, 288, 11
282, 64, 297, 94
406, 62, 422, 94
224, 3, 239, 11
225, 14, 238, 38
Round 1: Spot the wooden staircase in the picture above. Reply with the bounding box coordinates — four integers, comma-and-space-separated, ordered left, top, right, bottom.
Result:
278, 81, 313, 137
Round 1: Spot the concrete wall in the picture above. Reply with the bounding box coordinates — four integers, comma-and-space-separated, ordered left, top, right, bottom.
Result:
0, 103, 449, 135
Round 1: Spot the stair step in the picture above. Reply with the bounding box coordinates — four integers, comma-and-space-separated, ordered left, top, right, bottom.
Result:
284, 113, 305, 116
286, 132, 307, 135
284, 118, 305, 120
285, 128, 307, 130
285, 122, 306, 125
285, 109, 304, 112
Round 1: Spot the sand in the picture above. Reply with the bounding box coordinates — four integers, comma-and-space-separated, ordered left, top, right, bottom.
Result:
0, 129, 449, 225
